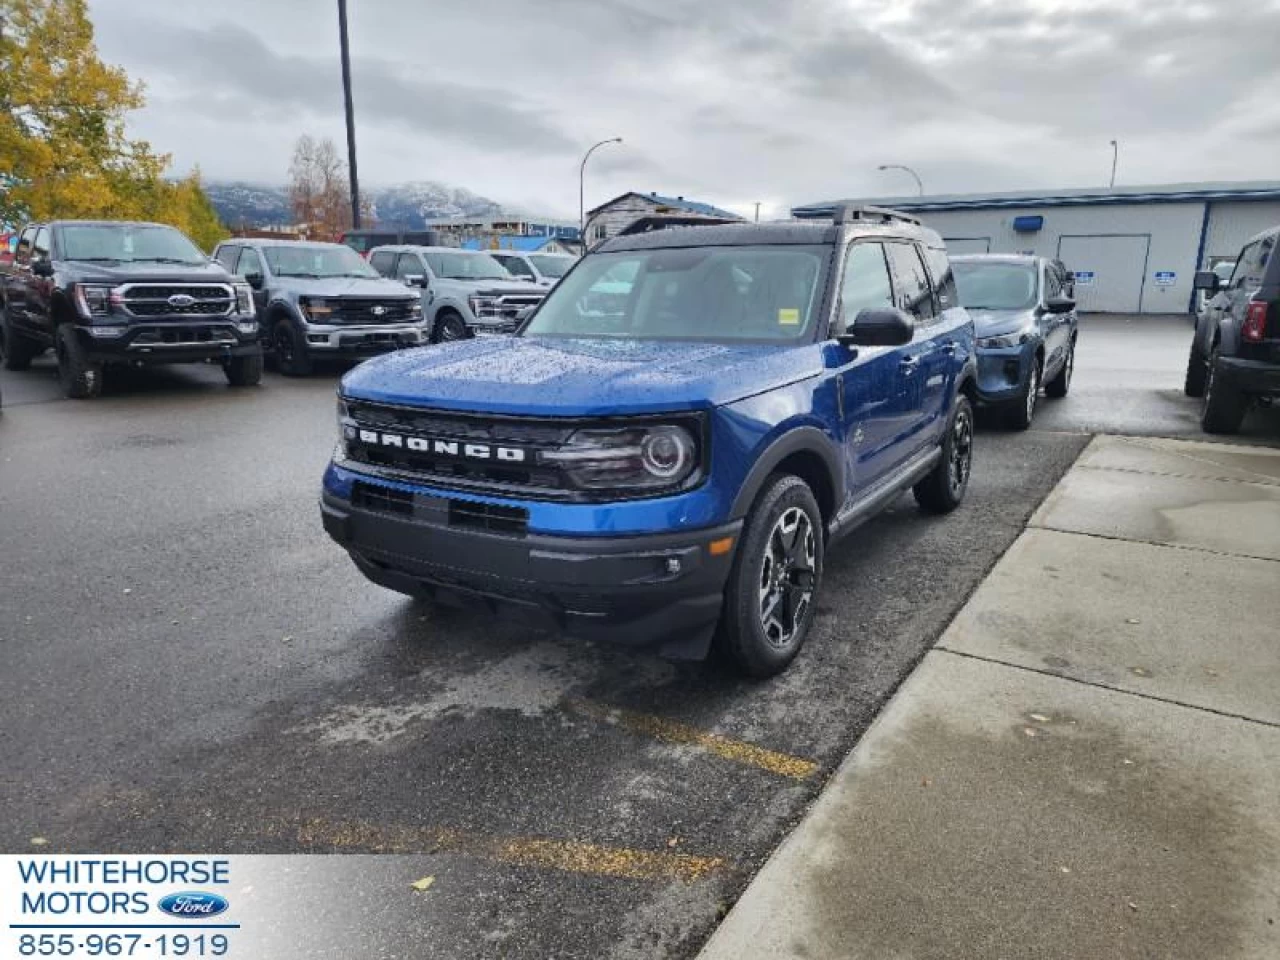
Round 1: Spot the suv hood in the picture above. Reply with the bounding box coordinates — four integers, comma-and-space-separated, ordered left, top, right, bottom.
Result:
61, 260, 233, 284
341, 336, 824, 416
275, 276, 416, 299
968, 307, 1038, 337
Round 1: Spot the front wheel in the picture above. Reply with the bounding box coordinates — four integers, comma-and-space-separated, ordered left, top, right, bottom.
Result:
55, 324, 103, 399
718, 474, 825, 679
1005, 358, 1040, 430
914, 395, 974, 514
433, 311, 469, 344
224, 351, 264, 387
1045, 338, 1074, 398
273, 319, 313, 377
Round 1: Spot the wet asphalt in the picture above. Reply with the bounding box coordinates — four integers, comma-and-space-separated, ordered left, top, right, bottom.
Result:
0, 314, 1274, 958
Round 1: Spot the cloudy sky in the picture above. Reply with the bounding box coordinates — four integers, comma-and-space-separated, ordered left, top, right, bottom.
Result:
88, 0, 1280, 220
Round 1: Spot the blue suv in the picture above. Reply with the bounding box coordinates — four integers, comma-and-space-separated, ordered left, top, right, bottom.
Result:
321, 207, 977, 677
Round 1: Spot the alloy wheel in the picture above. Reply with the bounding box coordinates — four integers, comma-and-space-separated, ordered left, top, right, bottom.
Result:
758, 507, 816, 649
1025, 362, 1039, 423
949, 406, 973, 495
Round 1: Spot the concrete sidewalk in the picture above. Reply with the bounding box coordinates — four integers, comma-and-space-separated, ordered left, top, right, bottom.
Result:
700, 435, 1280, 960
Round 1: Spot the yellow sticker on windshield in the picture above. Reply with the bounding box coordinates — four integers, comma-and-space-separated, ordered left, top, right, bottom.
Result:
778, 308, 800, 326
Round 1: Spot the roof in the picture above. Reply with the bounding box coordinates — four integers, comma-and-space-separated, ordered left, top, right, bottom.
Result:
794, 180, 1280, 216
950, 253, 1043, 264
223, 237, 346, 248
459, 236, 567, 253
597, 215, 946, 252
586, 191, 742, 220
368, 244, 486, 254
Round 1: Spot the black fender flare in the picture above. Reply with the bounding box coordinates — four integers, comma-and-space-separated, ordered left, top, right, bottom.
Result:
729, 426, 843, 520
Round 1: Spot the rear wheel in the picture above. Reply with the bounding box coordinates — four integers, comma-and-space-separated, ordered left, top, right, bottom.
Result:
1200, 348, 1248, 434
914, 395, 974, 514
55, 324, 103, 399
433, 311, 468, 343
1005, 357, 1040, 430
1184, 339, 1208, 397
1045, 338, 1074, 398
1, 305, 41, 371
223, 350, 263, 387
273, 318, 313, 376
719, 474, 824, 679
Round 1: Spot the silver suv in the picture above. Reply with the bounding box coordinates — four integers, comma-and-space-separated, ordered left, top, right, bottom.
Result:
370, 246, 547, 341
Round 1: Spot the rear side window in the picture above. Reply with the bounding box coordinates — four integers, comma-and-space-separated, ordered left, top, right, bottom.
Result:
369, 250, 396, 277
885, 242, 936, 321
1043, 263, 1061, 299
923, 246, 958, 311
1236, 235, 1275, 287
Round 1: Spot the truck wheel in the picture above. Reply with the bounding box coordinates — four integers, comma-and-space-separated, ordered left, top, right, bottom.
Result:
1, 307, 41, 371
914, 395, 974, 514
1183, 340, 1207, 397
433, 311, 468, 343
224, 351, 263, 387
1200, 349, 1247, 434
55, 324, 103, 399
1005, 358, 1039, 430
1044, 338, 1074, 398
719, 474, 825, 679
273, 319, 313, 376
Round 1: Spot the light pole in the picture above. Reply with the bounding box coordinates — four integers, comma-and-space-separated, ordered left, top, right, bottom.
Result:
1109, 140, 1119, 189
754, 202, 761, 223
579, 138, 622, 240
878, 164, 924, 197
337, 0, 361, 230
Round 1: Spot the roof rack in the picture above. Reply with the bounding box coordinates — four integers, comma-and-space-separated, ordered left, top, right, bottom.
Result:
616, 214, 741, 237
831, 204, 921, 226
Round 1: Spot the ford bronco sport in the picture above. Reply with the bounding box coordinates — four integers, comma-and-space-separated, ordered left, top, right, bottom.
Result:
322, 207, 977, 677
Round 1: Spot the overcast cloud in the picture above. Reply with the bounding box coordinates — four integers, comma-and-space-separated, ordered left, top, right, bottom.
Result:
88, 0, 1280, 219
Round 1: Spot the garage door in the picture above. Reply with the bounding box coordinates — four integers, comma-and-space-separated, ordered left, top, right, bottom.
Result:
944, 237, 991, 255
1057, 234, 1149, 313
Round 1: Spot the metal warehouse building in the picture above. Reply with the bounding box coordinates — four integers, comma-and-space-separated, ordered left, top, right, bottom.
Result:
794, 181, 1280, 314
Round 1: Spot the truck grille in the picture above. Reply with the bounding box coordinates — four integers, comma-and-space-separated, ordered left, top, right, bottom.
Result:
330, 298, 418, 325
120, 284, 234, 318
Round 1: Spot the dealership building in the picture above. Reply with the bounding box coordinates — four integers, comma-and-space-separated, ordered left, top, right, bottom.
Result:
793, 181, 1280, 314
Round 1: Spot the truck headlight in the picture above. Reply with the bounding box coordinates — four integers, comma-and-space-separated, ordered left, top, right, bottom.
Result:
233, 283, 256, 317
74, 284, 114, 319
977, 321, 1036, 350
301, 297, 334, 320
335, 397, 355, 462
468, 295, 501, 317
541, 422, 701, 492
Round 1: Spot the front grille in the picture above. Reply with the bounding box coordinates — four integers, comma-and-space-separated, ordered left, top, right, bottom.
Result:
474, 292, 546, 322
121, 284, 234, 318
130, 325, 238, 347
352, 481, 528, 536
329, 298, 418, 325
447, 500, 528, 536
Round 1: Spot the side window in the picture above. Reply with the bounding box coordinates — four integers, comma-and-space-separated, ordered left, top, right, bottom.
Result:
32, 227, 51, 261
884, 242, 936, 322
235, 247, 263, 279
1240, 235, 1275, 286
15, 227, 36, 264
345, 234, 368, 254
1043, 263, 1061, 300
369, 250, 396, 277
923, 246, 957, 311
394, 253, 423, 282
214, 245, 239, 271
502, 256, 535, 279
840, 242, 895, 331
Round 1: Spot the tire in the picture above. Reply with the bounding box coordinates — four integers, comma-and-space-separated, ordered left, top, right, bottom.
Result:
1, 305, 41, 371
1045, 337, 1075, 398
433, 311, 468, 344
914, 395, 974, 515
1200, 349, 1248, 435
55, 324, 103, 399
224, 350, 264, 387
1183, 340, 1207, 397
1004, 356, 1040, 430
273, 318, 313, 377
718, 474, 825, 679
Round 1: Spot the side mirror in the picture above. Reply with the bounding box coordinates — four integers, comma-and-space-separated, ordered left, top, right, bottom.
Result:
1045, 295, 1075, 314
244, 272, 264, 291
1193, 270, 1220, 294
841, 307, 914, 347
32, 259, 53, 277
404, 274, 428, 288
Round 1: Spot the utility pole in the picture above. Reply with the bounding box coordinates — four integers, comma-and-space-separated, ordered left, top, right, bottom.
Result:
337, 0, 361, 229
1109, 140, 1119, 189
754, 202, 761, 223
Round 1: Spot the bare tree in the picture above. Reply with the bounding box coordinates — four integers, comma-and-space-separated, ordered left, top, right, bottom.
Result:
288, 135, 361, 239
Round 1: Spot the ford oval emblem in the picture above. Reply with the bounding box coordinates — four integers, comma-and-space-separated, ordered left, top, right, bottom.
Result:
157, 892, 229, 918
168, 294, 196, 308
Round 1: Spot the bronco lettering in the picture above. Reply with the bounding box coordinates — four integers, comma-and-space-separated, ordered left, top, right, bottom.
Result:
358, 429, 526, 463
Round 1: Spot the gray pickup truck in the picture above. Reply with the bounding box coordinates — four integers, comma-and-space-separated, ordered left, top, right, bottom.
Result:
369, 245, 547, 341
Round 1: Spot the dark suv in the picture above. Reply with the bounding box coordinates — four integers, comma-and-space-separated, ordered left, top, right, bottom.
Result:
321, 207, 977, 677
1186, 226, 1280, 433
1, 220, 261, 398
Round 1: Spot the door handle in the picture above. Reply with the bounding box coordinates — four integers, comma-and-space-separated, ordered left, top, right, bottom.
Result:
899, 355, 919, 371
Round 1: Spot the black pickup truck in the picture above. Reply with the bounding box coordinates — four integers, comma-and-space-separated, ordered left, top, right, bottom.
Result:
0, 220, 262, 398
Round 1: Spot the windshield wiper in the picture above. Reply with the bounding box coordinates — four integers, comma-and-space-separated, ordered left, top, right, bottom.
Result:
67, 257, 121, 262
133, 257, 202, 265
277, 271, 322, 278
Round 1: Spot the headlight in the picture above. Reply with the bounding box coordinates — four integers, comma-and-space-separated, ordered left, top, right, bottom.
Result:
301, 297, 333, 320
73, 284, 114, 319
977, 325, 1036, 350
468, 295, 501, 317
233, 283, 255, 317
335, 398, 354, 461
409, 299, 423, 318
542, 423, 700, 492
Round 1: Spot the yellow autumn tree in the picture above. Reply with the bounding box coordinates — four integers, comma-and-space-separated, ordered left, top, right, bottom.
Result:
0, 0, 228, 248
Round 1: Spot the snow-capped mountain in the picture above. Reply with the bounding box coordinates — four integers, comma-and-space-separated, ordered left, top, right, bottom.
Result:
205, 180, 505, 229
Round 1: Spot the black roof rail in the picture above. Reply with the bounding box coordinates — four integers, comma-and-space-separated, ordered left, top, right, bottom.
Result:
832, 204, 921, 227
614, 214, 740, 237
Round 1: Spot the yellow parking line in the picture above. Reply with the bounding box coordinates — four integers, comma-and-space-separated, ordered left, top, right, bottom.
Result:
567, 699, 819, 781
293, 818, 725, 883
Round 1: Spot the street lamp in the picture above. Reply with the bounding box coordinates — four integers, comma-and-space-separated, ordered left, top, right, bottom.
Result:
877, 164, 924, 197
1109, 140, 1119, 189
579, 138, 623, 240
337, 0, 361, 230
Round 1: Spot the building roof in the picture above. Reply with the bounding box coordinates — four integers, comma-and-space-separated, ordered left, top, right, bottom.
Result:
793, 180, 1280, 216
587, 191, 742, 220
460, 236, 567, 253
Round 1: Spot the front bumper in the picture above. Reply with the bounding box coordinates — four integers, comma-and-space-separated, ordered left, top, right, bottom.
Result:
1214, 355, 1280, 397
975, 344, 1035, 404
320, 484, 741, 657
301, 322, 430, 353
76, 320, 260, 364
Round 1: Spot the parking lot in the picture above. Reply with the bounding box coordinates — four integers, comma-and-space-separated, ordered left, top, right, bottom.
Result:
1, 314, 1276, 959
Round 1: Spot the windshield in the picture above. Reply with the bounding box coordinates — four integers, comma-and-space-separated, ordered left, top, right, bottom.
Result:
264, 244, 378, 278
523, 246, 827, 343
530, 255, 573, 278
58, 224, 207, 265
953, 261, 1040, 311
423, 251, 511, 281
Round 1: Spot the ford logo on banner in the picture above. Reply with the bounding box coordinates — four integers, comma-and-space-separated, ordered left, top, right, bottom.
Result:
157, 892, 229, 918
